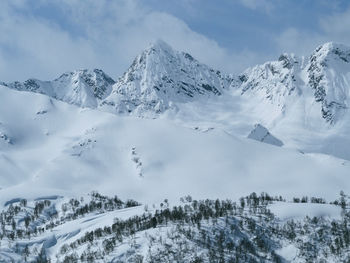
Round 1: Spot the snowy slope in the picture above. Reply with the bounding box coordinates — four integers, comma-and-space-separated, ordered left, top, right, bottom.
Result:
222, 42, 350, 160
0, 40, 350, 262
2, 41, 350, 181
0, 84, 349, 206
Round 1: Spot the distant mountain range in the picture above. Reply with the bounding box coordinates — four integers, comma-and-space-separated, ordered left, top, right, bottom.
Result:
3, 40, 350, 124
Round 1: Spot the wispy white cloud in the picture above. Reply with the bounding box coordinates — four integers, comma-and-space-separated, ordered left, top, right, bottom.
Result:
320, 7, 350, 43
59, 0, 262, 75
274, 28, 324, 57
0, 0, 250, 82
3, 0, 348, 82
0, 1, 98, 81
238, 0, 274, 13
274, 6, 350, 58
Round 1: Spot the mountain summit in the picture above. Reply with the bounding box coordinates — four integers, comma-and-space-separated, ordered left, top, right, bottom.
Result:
2, 40, 350, 123
306, 42, 350, 122
1, 40, 350, 262
101, 40, 233, 115
4, 40, 233, 116
238, 41, 350, 124
6, 69, 115, 108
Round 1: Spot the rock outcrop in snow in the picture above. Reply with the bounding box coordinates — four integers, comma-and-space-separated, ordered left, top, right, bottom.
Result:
248, 124, 283, 146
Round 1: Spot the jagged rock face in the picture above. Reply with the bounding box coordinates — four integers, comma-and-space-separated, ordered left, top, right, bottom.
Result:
54, 69, 115, 100
101, 40, 233, 115
7, 69, 115, 108
239, 42, 350, 124
247, 124, 283, 146
238, 53, 302, 112
3, 40, 350, 124
5, 41, 232, 116
306, 42, 350, 123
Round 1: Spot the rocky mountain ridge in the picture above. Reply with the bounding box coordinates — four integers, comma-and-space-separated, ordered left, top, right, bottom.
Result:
2, 40, 233, 116
239, 42, 350, 124
6, 69, 115, 108
1, 41, 350, 262
101, 40, 234, 115
2, 40, 350, 123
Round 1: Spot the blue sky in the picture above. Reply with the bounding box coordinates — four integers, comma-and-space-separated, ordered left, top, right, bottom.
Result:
1, 0, 350, 82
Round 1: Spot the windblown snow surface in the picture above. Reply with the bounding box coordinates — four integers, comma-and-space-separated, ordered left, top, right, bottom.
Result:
0, 85, 348, 204
1, 41, 350, 262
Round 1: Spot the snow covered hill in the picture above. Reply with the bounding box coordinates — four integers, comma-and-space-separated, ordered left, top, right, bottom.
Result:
1, 40, 350, 261
1, 85, 349, 205
1, 40, 350, 197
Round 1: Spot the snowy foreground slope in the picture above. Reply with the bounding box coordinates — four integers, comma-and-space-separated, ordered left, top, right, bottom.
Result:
0, 86, 348, 204
1, 41, 350, 261
0, 84, 350, 262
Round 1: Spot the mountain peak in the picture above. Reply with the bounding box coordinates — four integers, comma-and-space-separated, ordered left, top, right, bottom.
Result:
237, 41, 350, 124
6, 69, 115, 108
136, 40, 177, 64
305, 42, 350, 123
100, 42, 233, 115
148, 39, 174, 53
315, 42, 348, 52
54, 68, 115, 101
143, 40, 197, 66
239, 50, 302, 115
56, 68, 113, 81
312, 42, 350, 64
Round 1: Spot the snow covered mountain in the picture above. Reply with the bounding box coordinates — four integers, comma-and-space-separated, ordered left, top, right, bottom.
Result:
239, 52, 302, 113
238, 42, 350, 125
4, 40, 233, 116
101, 40, 233, 115
5, 41, 350, 124
6, 69, 115, 108
1, 40, 350, 262
306, 42, 350, 123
